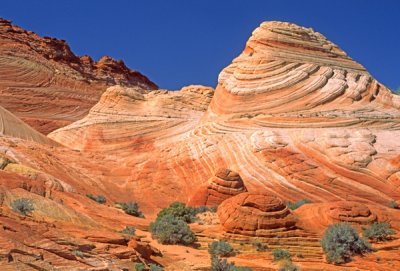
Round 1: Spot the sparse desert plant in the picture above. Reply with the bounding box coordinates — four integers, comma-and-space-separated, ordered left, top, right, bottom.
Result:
252, 240, 267, 252
296, 253, 304, 258
11, 198, 34, 216
272, 249, 292, 262
208, 240, 235, 257
362, 222, 396, 242
157, 201, 196, 223
120, 202, 144, 218
193, 205, 218, 214
278, 260, 299, 271
72, 250, 84, 258
193, 205, 209, 214
120, 225, 136, 236
210, 255, 252, 271
209, 206, 218, 213
321, 223, 371, 264
287, 199, 311, 210
134, 263, 145, 271
389, 200, 398, 209
86, 194, 106, 204
150, 214, 196, 245
149, 264, 164, 271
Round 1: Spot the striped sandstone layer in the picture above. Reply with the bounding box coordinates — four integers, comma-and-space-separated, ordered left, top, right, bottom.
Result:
1, 20, 400, 270
0, 18, 157, 134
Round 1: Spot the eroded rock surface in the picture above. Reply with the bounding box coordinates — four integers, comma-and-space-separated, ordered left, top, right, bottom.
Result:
217, 192, 297, 236
0, 20, 400, 270
0, 18, 157, 134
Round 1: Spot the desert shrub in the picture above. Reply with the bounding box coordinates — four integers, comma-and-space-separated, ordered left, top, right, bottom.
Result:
208, 240, 235, 257
210, 206, 218, 213
278, 261, 298, 271
120, 226, 136, 236
120, 202, 144, 218
210, 256, 252, 271
150, 214, 196, 245
272, 249, 291, 262
193, 205, 218, 214
287, 199, 311, 210
252, 240, 267, 252
72, 250, 84, 258
11, 198, 34, 216
134, 263, 145, 271
362, 222, 396, 242
389, 200, 398, 209
321, 223, 371, 264
193, 205, 209, 214
149, 264, 164, 271
86, 194, 106, 204
157, 202, 196, 223
296, 253, 304, 258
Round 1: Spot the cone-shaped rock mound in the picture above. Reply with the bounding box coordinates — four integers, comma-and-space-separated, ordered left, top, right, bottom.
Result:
217, 192, 297, 236
203, 21, 400, 129
188, 168, 247, 206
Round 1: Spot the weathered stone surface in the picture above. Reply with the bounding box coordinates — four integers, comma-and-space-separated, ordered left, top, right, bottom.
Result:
188, 168, 247, 206
0, 105, 56, 145
0, 18, 157, 134
0, 19, 399, 270
217, 192, 297, 236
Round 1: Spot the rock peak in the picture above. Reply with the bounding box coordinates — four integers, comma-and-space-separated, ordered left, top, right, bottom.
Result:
0, 17, 157, 89
244, 20, 366, 72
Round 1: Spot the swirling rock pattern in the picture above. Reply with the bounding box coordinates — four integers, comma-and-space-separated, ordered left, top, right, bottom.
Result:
0, 18, 157, 134
49, 21, 400, 210
203, 21, 400, 129
217, 193, 297, 236
1, 20, 400, 270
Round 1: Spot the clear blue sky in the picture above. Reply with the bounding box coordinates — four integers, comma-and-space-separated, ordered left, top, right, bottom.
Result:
2, 0, 399, 90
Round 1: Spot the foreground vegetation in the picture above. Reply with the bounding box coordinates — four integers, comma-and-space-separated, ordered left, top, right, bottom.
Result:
321, 223, 371, 264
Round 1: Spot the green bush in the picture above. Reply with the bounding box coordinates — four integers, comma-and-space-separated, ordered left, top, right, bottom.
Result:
134, 263, 145, 271
321, 223, 371, 264
389, 200, 398, 209
208, 240, 235, 257
150, 214, 196, 245
157, 202, 196, 223
120, 226, 136, 236
252, 240, 267, 252
287, 199, 311, 210
120, 202, 144, 218
210, 256, 252, 271
296, 253, 304, 258
278, 261, 298, 271
149, 264, 164, 271
11, 198, 34, 216
72, 250, 84, 258
86, 194, 106, 204
362, 222, 396, 242
272, 249, 291, 262
193, 205, 218, 214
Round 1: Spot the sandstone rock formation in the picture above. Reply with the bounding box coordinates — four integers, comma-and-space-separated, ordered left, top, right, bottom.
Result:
326, 201, 378, 224
49, 85, 214, 153
0, 105, 56, 145
217, 192, 297, 236
0, 18, 157, 134
0, 19, 400, 270
188, 168, 247, 206
48, 21, 400, 210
